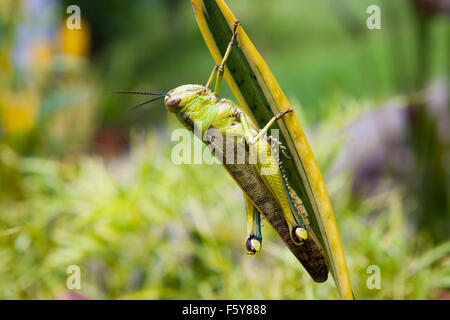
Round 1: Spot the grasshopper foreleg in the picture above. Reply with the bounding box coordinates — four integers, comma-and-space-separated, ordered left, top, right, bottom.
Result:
205, 65, 219, 90
204, 20, 239, 94
212, 20, 239, 97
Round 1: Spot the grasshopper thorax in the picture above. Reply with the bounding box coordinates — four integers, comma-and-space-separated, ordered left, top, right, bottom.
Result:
164, 84, 214, 113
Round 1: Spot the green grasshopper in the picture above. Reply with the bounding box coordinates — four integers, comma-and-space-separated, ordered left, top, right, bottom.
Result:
115, 20, 328, 282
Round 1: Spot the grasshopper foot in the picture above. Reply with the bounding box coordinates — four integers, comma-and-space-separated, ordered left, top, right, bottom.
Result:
275, 107, 293, 120
291, 226, 308, 245
245, 235, 262, 255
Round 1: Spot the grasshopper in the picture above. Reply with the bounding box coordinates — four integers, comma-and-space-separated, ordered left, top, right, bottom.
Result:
115, 20, 328, 282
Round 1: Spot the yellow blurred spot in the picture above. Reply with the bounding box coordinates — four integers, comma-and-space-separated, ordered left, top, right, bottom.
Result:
0, 51, 12, 75
60, 19, 90, 57
1, 92, 39, 133
31, 42, 53, 69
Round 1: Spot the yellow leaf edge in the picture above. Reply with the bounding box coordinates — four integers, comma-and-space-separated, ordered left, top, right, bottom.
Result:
191, 0, 353, 299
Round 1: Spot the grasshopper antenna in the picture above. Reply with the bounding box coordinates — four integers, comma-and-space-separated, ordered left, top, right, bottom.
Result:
128, 95, 166, 111
112, 91, 168, 111
112, 91, 167, 96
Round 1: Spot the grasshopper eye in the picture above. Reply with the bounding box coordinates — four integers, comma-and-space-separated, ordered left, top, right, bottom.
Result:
166, 96, 181, 107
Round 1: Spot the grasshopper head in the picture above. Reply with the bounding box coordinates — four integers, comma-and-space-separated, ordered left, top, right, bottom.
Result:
164, 84, 210, 113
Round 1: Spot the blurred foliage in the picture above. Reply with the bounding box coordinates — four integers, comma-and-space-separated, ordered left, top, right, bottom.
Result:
0, 0, 449, 299
0, 0, 97, 155
0, 116, 448, 299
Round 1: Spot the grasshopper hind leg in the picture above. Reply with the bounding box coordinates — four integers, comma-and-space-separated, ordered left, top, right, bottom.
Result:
244, 194, 262, 255
238, 108, 307, 246
267, 137, 306, 245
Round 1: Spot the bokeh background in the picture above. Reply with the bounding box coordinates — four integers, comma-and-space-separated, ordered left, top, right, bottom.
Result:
0, 0, 449, 299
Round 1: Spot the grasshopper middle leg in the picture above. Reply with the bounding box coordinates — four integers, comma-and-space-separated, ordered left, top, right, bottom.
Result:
248, 108, 293, 145
266, 135, 292, 160
244, 194, 262, 254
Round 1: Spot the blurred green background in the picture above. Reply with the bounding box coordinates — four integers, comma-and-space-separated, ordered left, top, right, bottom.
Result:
0, 0, 449, 299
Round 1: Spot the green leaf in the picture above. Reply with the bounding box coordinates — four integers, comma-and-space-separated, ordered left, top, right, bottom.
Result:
192, 0, 353, 299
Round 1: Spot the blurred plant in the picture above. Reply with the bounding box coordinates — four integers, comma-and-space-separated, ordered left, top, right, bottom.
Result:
0, 123, 448, 299
404, 0, 450, 242
0, 0, 98, 156
319, 0, 450, 241
411, 0, 450, 16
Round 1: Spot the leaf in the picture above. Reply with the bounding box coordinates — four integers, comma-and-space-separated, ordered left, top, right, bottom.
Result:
191, 0, 353, 299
